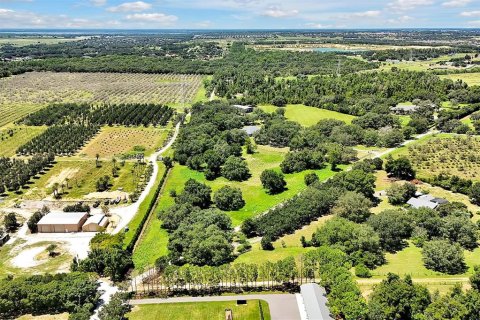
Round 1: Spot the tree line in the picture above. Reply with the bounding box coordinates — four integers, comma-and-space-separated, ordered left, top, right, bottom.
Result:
21, 103, 174, 127
0, 153, 54, 194
17, 124, 99, 156
0, 272, 99, 319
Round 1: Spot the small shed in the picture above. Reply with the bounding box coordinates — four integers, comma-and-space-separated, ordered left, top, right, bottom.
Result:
233, 105, 254, 113
242, 125, 261, 136
37, 212, 88, 233
82, 214, 109, 232
300, 283, 333, 320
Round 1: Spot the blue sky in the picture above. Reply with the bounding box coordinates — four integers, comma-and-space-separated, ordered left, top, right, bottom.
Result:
0, 0, 479, 29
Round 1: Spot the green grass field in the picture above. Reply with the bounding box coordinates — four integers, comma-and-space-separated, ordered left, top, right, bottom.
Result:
132, 144, 343, 270
378, 54, 469, 72
12, 159, 140, 200
234, 216, 332, 265
126, 300, 271, 320
259, 104, 355, 126
440, 73, 480, 87
123, 162, 166, 249
0, 125, 46, 157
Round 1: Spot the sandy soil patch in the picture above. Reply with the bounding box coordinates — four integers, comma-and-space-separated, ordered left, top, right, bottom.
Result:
45, 168, 79, 188
84, 190, 128, 200
10, 246, 47, 268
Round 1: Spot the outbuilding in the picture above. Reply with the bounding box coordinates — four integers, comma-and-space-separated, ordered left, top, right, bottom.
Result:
37, 212, 88, 233
299, 283, 333, 320
242, 125, 261, 136
82, 214, 109, 232
233, 104, 254, 113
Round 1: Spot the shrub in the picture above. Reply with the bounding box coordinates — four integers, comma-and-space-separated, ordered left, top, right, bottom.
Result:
221, 156, 250, 181
386, 183, 417, 205
304, 172, 319, 186
355, 264, 372, 278
261, 235, 274, 250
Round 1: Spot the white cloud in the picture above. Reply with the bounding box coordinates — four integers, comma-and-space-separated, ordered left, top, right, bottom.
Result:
195, 20, 213, 28
460, 10, 480, 17
388, 0, 434, 11
467, 20, 480, 26
107, 1, 151, 12
90, 0, 107, 7
334, 10, 381, 19
387, 15, 414, 24
125, 12, 178, 25
261, 6, 299, 18
442, 0, 471, 7
0, 8, 14, 13
305, 22, 333, 28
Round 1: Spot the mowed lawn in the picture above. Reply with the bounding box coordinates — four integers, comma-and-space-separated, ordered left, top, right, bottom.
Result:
78, 126, 170, 159
440, 72, 480, 86
132, 144, 343, 270
126, 300, 271, 320
357, 242, 480, 296
17, 159, 139, 200
0, 125, 46, 157
259, 104, 355, 126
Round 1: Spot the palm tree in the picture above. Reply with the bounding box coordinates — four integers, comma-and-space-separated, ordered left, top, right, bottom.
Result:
95, 153, 100, 168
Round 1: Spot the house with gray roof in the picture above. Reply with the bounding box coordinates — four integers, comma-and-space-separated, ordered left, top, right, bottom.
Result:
242, 125, 261, 136
407, 194, 448, 209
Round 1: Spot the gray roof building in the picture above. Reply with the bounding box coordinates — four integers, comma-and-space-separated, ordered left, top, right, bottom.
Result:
233, 105, 254, 113
407, 194, 448, 209
300, 283, 333, 320
242, 125, 261, 136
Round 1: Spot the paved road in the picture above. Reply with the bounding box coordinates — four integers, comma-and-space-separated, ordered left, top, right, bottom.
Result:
130, 294, 302, 320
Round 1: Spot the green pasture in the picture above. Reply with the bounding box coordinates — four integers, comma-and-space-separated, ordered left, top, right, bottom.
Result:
0, 125, 47, 157
259, 104, 355, 127
126, 300, 271, 320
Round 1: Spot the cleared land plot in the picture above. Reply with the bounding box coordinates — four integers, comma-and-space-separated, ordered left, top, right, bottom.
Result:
78, 126, 170, 159
234, 216, 333, 265
16, 314, 69, 320
440, 73, 480, 87
0, 72, 203, 126
358, 242, 480, 296
0, 125, 46, 156
126, 300, 271, 320
378, 54, 470, 72
391, 134, 480, 180
259, 104, 355, 126
0, 240, 72, 278
132, 144, 343, 270
16, 159, 139, 200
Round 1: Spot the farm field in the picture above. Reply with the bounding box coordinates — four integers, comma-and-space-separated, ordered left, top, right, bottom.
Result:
0, 36, 83, 46
259, 104, 355, 126
0, 125, 46, 157
440, 72, 480, 86
0, 72, 203, 125
14, 159, 140, 200
78, 126, 170, 159
132, 144, 344, 270
126, 300, 271, 320
378, 53, 469, 72
390, 134, 480, 180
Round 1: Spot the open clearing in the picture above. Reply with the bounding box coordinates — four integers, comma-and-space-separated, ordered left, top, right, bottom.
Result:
0, 125, 46, 156
132, 144, 343, 270
16, 314, 69, 320
79, 126, 170, 159
0, 240, 72, 277
126, 300, 271, 320
259, 104, 355, 126
16, 159, 139, 200
0, 72, 203, 126
440, 72, 480, 86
